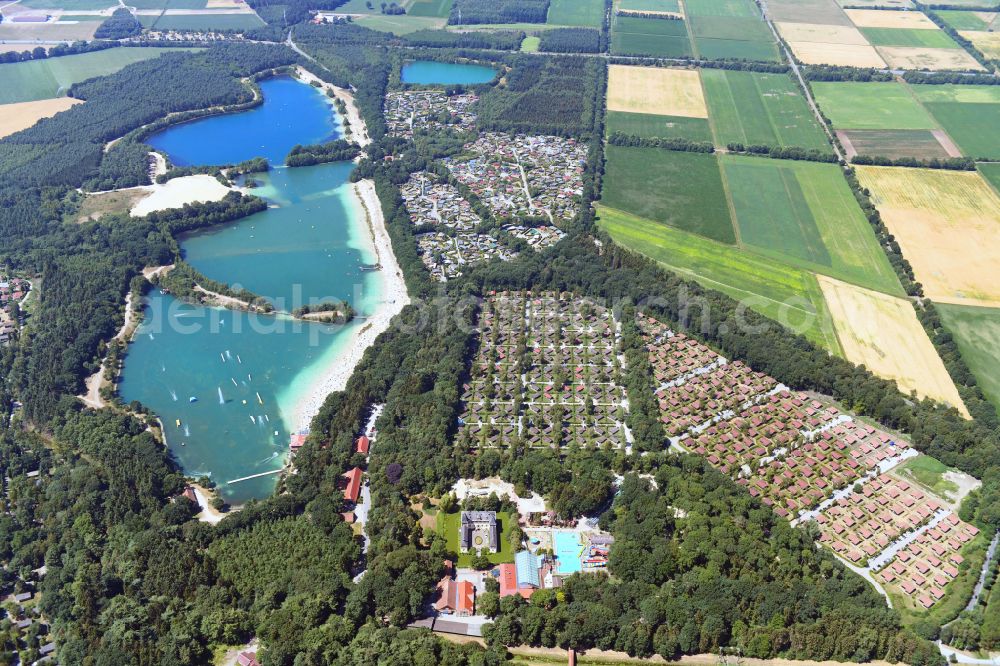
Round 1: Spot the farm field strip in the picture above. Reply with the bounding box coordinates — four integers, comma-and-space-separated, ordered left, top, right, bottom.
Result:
856, 166, 1000, 307
547, 0, 605, 26
610, 14, 693, 57
606, 65, 707, 118
818, 275, 968, 414
937, 303, 1000, 415
845, 8, 937, 28
0, 97, 81, 138
959, 30, 1000, 59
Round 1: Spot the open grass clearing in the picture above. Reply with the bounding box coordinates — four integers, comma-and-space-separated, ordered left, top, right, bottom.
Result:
788, 41, 887, 67
611, 15, 692, 56
606, 110, 712, 141
722, 155, 902, 295
607, 65, 706, 117
817, 275, 967, 414
876, 45, 984, 70
520, 35, 541, 51
856, 166, 1000, 307
812, 81, 937, 130
700, 69, 829, 150
75, 188, 149, 223
0, 97, 80, 138
937, 302, 1000, 415
845, 8, 936, 28
862, 27, 958, 48
547, 0, 605, 26
895, 455, 961, 499
0, 47, 192, 104
767, 0, 850, 25
602, 145, 734, 243
597, 205, 842, 352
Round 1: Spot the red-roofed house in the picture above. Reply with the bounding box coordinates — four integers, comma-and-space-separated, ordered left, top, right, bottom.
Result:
237, 652, 260, 666
342, 467, 363, 503
290, 433, 307, 453
499, 563, 517, 598
356, 435, 370, 455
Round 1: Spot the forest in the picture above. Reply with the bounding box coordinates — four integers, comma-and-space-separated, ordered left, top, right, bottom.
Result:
94, 8, 142, 40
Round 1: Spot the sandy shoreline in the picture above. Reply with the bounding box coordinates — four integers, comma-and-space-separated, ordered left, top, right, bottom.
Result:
291, 178, 408, 432
294, 66, 371, 147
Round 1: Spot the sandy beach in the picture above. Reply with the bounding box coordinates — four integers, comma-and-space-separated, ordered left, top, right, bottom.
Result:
292, 178, 408, 432
131, 174, 233, 216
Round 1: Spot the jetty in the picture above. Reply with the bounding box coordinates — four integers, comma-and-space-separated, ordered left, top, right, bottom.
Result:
225, 468, 285, 485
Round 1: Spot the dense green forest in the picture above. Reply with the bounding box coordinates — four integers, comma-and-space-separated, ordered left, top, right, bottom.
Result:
94, 8, 142, 40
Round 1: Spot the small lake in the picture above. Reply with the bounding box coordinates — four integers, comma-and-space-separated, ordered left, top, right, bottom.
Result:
401, 60, 497, 85
121, 77, 378, 504
147, 76, 341, 167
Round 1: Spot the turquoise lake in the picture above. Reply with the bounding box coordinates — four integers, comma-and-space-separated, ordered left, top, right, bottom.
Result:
120, 77, 379, 504
401, 60, 497, 85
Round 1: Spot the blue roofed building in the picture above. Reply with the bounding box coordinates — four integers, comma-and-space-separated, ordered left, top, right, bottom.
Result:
515, 550, 541, 589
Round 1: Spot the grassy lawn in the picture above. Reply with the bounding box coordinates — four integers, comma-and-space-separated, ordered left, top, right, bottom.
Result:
937, 301, 1000, 415
605, 110, 712, 141
436, 510, 516, 567
611, 15, 692, 57
596, 204, 842, 353
721, 155, 904, 296
895, 455, 960, 497
602, 145, 735, 243
861, 27, 959, 48
0, 47, 196, 104
520, 35, 541, 52
547, 0, 605, 26
702, 69, 829, 149
812, 81, 938, 130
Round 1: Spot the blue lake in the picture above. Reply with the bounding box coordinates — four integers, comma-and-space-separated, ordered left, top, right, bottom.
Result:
147, 76, 341, 167
121, 77, 379, 504
401, 60, 497, 85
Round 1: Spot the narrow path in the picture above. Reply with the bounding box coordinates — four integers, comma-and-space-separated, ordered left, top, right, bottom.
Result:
967, 530, 999, 611
79, 291, 136, 409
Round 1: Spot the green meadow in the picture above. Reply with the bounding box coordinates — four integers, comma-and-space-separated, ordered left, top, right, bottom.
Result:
611, 15, 692, 57
914, 85, 1000, 159
618, 0, 680, 11
596, 205, 841, 352
937, 9, 992, 30
408, 0, 455, 17
812, 81, 938, 130
938, 303, 1000, 414
605, 111, 712, 142
547, 0, 605, 26
720, 155, 903, 295
602, 145, 735, 243
860, 27, 958, 48
0, 47, 193, 104
702, 69, 829, 149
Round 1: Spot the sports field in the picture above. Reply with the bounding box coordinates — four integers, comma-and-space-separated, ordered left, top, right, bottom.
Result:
605, 111, 712, 142
611, 15, 692, 57
597, 205, 842, 352
937, 303, 1000, 414
818, 275, 968, 414
700, 69, 829, 150
856, 166, 1000, 307
0, 47, 190, 104
0, 97, 81, 138
914, 85, 1000, 159
812, 82, 937, 130
862, 28, 958, 48
721, 155, 902, 295
547, 0, 604, 26
602, 145, 735, 243
606, 65, 706, 118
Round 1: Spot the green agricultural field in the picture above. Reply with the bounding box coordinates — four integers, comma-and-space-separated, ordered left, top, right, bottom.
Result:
689, 15, 779, 61
58, 14, 105, 20
0, 47, 192, 104
812, 81, 938, 130
683, 0, 757, 16
18, 0, 113, 8
146, 13, 265, 30
606, 110, 712, 141
721, 155, 904, 295
938, 302, 1000, 414
611, 15, 692, 57
357, 14, 447, 32
437, 510, 515, 567
602, 145, 735, 243
860, 27, 958, 48
937, 9, 992, 30
702, 69, 829, 149
547, 0, 604, 26
596, 205, 842, 352
618, 0, 680, 12
841, 129, 952, 160
408, 0, 455, 17
128, 0, 207, 7
921, 103, 1000, 159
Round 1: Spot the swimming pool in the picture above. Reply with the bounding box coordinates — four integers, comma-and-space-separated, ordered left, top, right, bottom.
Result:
553, 530, 583, 575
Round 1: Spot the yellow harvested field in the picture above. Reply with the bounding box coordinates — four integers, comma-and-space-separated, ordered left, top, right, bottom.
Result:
818, 275, 968, 416
776, 21, 870, 44
845, 8, 936, 28
0, 97, 81, 139
856, 166, 1000, 308
960, 30, 1000, 59
787, 41, 887, 67
606, 65, 707, 118
876, 46, 985, 71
